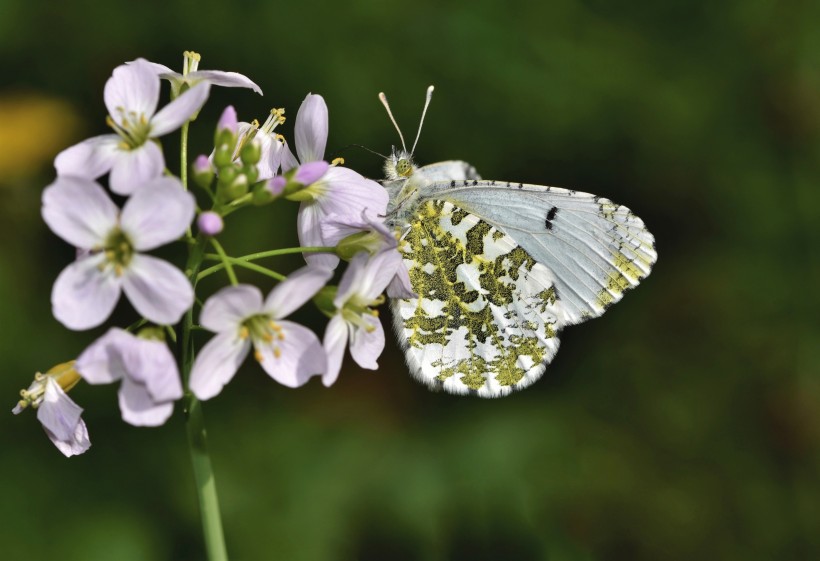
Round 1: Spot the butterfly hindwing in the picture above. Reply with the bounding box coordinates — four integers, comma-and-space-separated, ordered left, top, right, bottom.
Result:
392, 199, 565, 397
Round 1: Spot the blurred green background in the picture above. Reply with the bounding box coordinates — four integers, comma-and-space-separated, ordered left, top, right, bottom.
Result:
1, 0, 818, 559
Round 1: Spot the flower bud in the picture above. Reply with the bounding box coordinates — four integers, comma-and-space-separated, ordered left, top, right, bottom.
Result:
294, 161, 329, 186
267, 176, 286, 197
220, 174, 248, 201
313, 286, 338, 318
240, 139, 262, 165
215, 106, 238, 136
197, 211, 224, 236
213, 143, 235, 168
192, 155, 214, 189
336, 231, 383, 261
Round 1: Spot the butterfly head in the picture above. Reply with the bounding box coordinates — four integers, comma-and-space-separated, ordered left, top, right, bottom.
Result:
378, 86, 434, 181
384, 148, 416, 180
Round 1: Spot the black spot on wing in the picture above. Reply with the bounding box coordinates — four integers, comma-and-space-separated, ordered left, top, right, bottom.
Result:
545, 206, 558, 230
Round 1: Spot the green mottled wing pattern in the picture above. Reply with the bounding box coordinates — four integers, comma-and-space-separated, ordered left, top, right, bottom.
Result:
391, 200, 563, 397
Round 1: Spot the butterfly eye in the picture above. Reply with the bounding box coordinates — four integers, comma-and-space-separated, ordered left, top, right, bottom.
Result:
396, 159, 412, 177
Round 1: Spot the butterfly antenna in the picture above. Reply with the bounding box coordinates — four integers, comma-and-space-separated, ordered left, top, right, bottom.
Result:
411, 85, 435, 156
335, 143, 388, 160
378, 92, 407, 153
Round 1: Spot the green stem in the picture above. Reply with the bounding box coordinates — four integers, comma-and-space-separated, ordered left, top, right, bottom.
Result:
181, 122, 189, 190
232, 246, 336, 260
209, 238, 238, 285
181, 236, 229, 561
199, 255, 286, 282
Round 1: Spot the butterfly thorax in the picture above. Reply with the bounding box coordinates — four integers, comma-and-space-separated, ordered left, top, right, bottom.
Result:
383, 150, 431, 229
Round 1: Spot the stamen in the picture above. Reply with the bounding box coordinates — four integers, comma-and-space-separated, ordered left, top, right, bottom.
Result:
273, 347, 282, 359
262, 333, 274, 343
269, 321, 282, 331
239, 326, 250, 339
331, 157, 345, 166
254, 350, 264, 362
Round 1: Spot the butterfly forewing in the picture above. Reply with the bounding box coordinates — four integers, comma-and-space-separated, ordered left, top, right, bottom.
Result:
392, 199, 565, 397
417, 180, 657, 325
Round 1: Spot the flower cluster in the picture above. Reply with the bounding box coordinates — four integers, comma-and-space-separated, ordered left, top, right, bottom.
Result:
13, 51, 411, 457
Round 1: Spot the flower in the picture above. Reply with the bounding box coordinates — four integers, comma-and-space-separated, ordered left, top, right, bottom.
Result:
321, 210, 414, 298
76, 328, 183, 427
13, 362, 90, 458
322, 251, 401, 386
190, 266, 333, 400
282, 94, 389, 270
210, 109, 286, 182
138, 51, 262, 97
42, 175, 195, 330
54, 59, 210, 195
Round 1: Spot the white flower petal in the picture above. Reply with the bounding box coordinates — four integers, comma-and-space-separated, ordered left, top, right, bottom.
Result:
42, 176, 118, 249
314, 166, 389, 218
263, 266, 333, 319
118, 376, 174, 427
52, 254, 122, 330
190, 331, 251, 400
280, 142, 299, 173
334, 252, 369, 307
122, 254, 193, 325
122, 337, 182, 402
120, 177, 194, 250
386, 263, 416, 299
54, 134, 121, 180
104, 60, 160, 120
254, 132, 283, 181
75, 327, 133, 384
37, 378, 83, 442
128, 59, 174, 75
200, 285, 263, 332
295, 94, 328, 163
187, 70, 262, 95
322, 315, 349, 387
349, 315, 385, 370
109, 142, 165, 195
46, 418, 91, 457
297, 202, 340, 270
150, 82, 211, 137
256, 321, 325, 387
358, 249, 404, 301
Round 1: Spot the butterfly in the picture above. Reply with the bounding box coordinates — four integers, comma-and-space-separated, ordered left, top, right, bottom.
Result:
378, 87, 657, 397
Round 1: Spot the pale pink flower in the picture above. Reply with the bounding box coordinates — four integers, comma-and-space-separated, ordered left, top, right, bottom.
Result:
280, 94, 389, 270
76, 328, 183, 427
13, 364, 90, 458
322, 251, 400, 386
54, 59, 210, 195
190, 266, 332, 400
320, 211, 414, 299
42, 176, 195, 330
137, 52, 262, 96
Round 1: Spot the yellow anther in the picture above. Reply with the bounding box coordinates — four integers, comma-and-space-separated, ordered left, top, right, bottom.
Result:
365, 323, 376, 333
254, 349, 264, 363
276, 134, 286, 142
250, 119, 260, 129
273, 347, 282, 359
262, 333, 274, 343
114, 265, 124, 277
269, 321, 282, 331
17, 399, 27, 410
331, 157, 345, 166
370, 309, 379, 317
34, 372, 44, 381
19, 389, 27, 398
239, 326, 250, 339
277, 332, 285, 341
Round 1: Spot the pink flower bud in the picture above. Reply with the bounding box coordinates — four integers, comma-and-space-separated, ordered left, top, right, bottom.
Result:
267, 176, 286, 196
193, 155, 212, 174
294, 161, 330, 186
197, 211, 224, 236
217, 106, 238, 134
